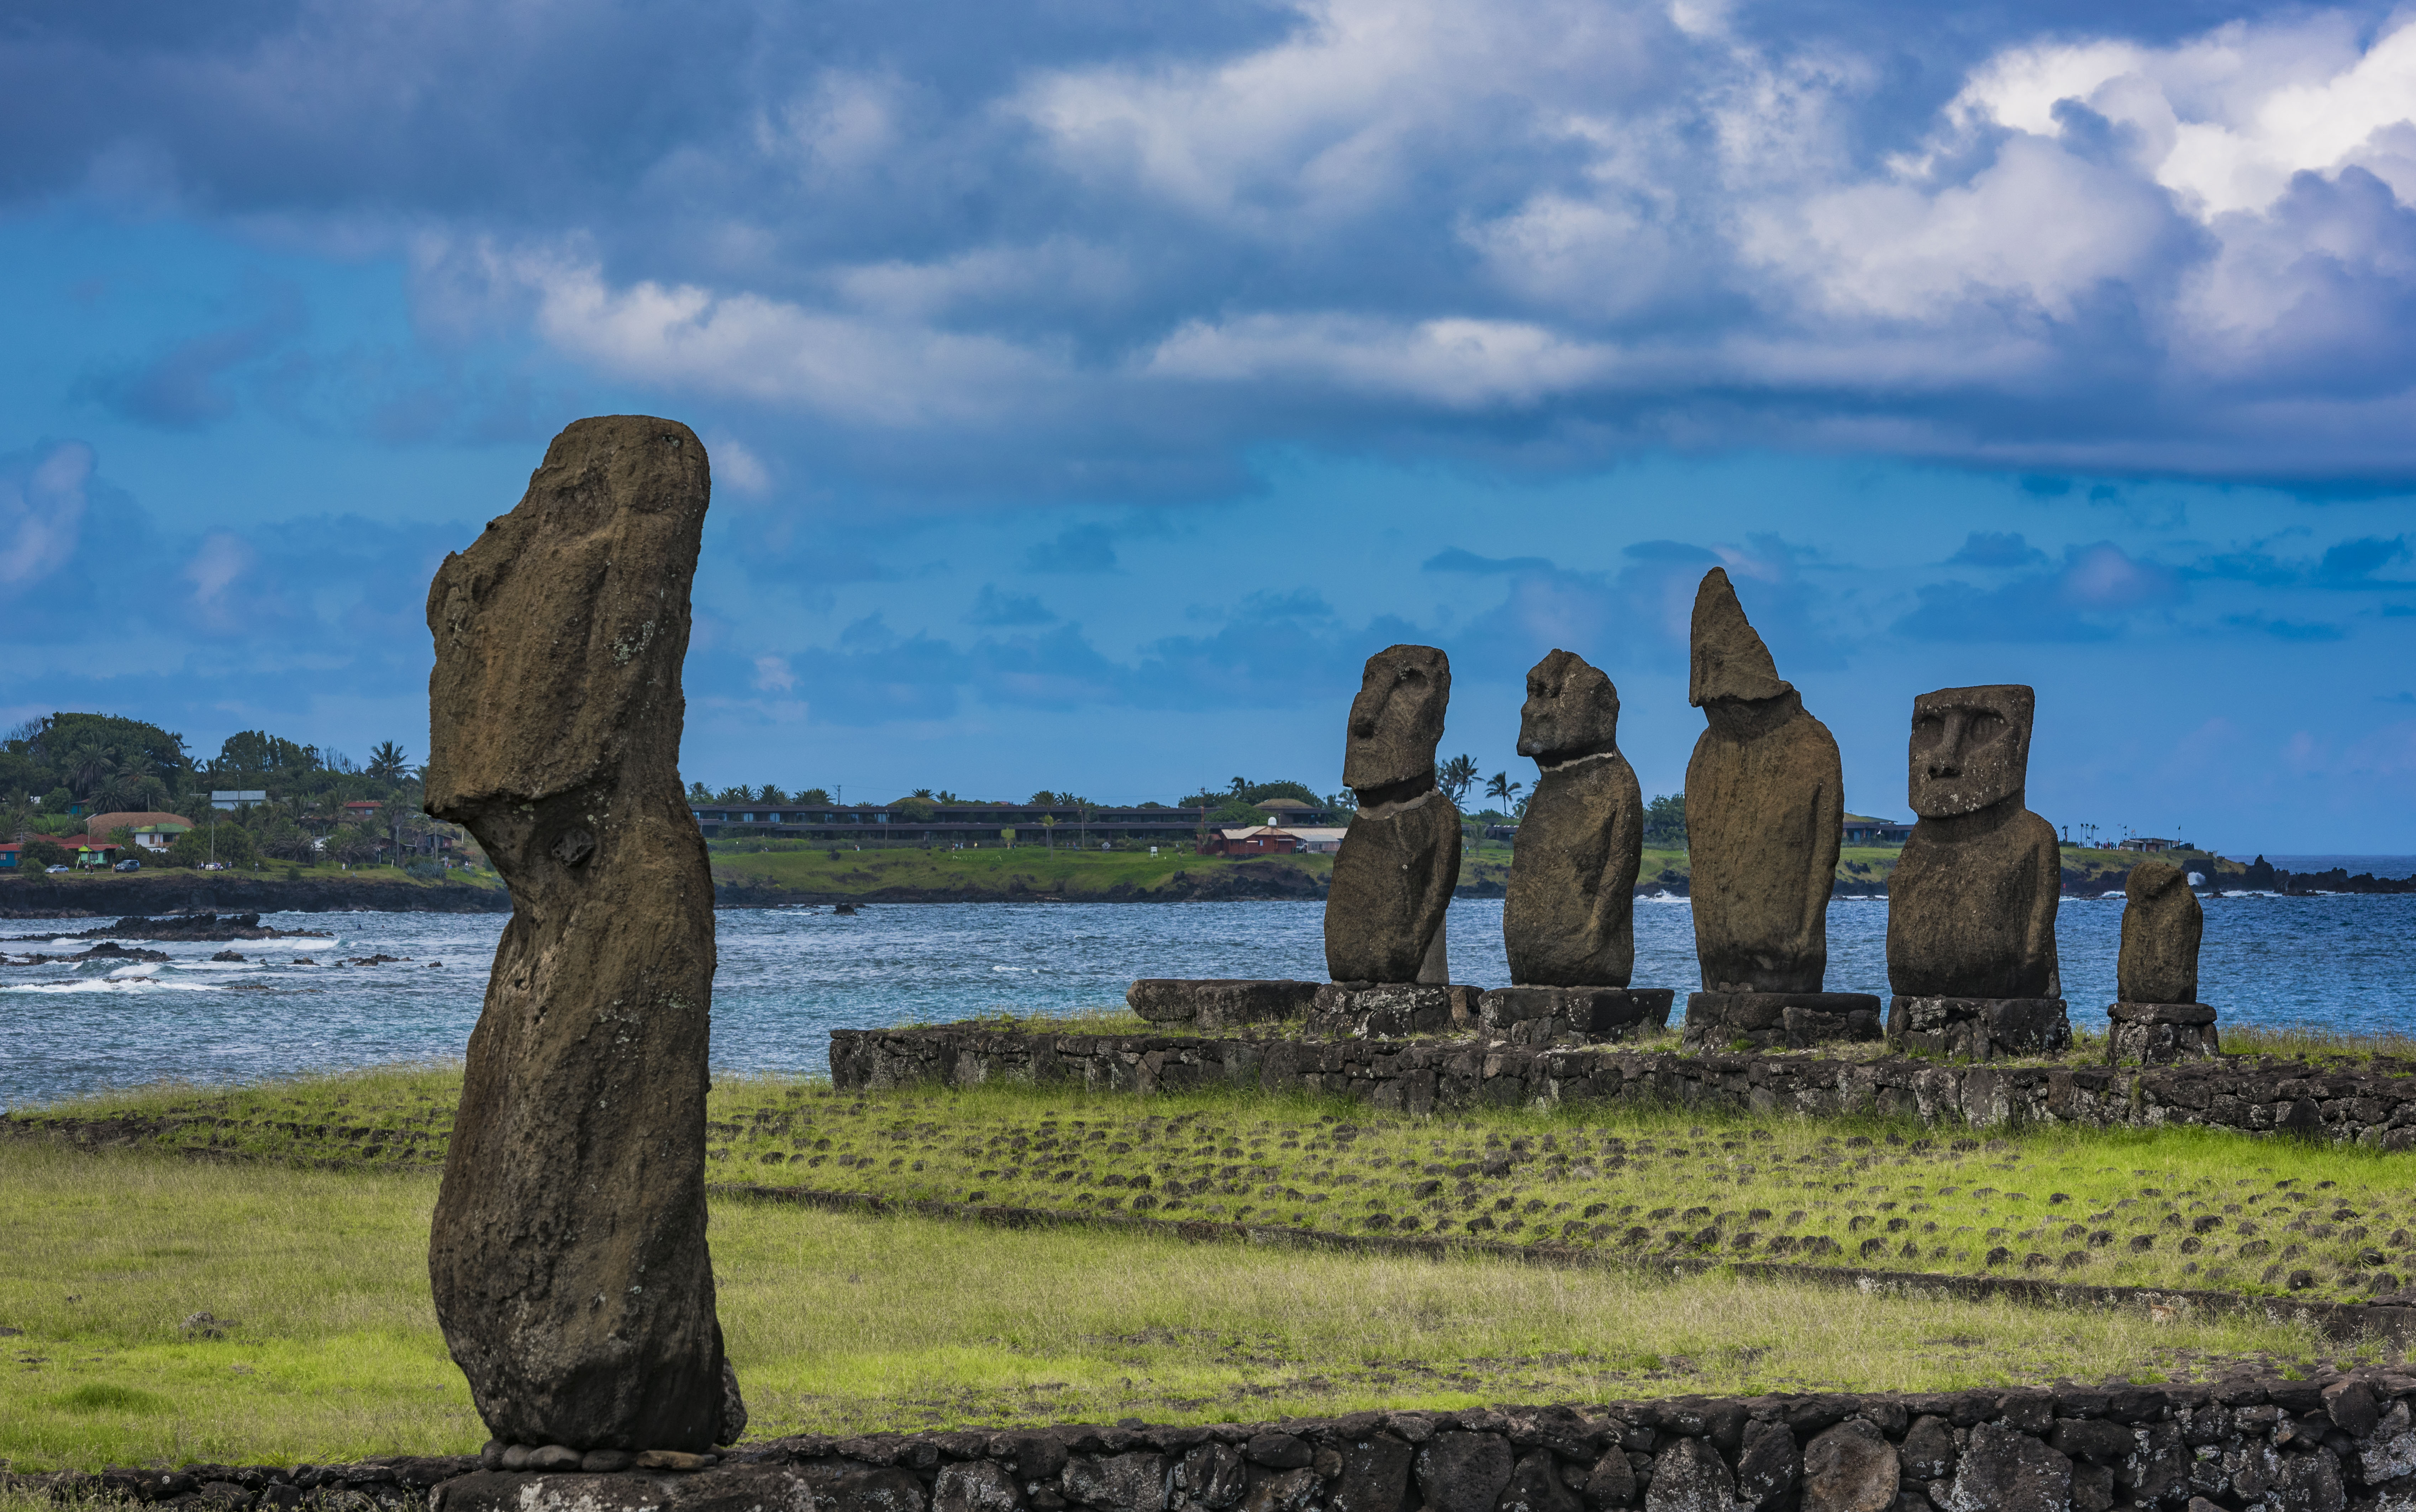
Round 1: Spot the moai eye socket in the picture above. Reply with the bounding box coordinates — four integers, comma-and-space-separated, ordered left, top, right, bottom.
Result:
1911, 713, 1946, 748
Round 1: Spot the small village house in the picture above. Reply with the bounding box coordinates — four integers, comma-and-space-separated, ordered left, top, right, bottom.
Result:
1197, 826, 1305, 857
85, 810, 197, 853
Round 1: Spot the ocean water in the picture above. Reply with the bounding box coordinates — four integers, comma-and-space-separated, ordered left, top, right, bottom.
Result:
4, 889, 2413, 1107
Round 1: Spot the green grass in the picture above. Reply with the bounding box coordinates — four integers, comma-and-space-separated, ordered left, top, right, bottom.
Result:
16, 1065, 2415, 1306
0, 1137, 2355, 1472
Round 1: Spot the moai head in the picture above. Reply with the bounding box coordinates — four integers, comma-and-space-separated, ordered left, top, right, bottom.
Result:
1517, 649, 1620, 765
1908, 684, 2035, 818
1343, 644, 1452, 795
1689, 567, 1792, 708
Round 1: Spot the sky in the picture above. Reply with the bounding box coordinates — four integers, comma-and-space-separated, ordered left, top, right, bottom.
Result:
4, 0, 2416, 850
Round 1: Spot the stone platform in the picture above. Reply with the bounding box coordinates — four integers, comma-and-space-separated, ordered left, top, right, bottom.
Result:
1126, 979, 1321, 1031
1479, 986, 1673, 1045
1682, 992, 1884, 1051
1303, 982, 1480, 1038
1888, 996, 2073, 1060
2107, 1001, 2220, 1065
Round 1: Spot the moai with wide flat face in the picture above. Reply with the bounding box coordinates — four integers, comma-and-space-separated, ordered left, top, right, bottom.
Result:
1684, 569, 1844, 995
425, 416, 744, 1456
1885, 684, 2063, 1000
1325, 644, 1460, 984
2105, 858, 2216, 1062
1504, 648, 1641, 988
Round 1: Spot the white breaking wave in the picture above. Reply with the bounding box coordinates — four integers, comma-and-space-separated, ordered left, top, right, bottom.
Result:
4, 978, 222, 994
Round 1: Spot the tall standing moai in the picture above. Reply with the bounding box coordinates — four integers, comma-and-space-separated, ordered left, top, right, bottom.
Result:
1679, 569, 1881, 1051
1309, 644, 1469, 1038
1482, 649, 1674, 1046
1884, 683, 2071, 1060
425, 416, 745, 1464
2106, 858, 2217, 1063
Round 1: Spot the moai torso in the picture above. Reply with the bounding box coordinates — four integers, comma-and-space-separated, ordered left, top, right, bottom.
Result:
2118, 859, 2201, 1003
1505, 649, 1642, 987
1885, 684, 2062, 999
1683, 570, 1841, 994
1324, 644, 1459, 983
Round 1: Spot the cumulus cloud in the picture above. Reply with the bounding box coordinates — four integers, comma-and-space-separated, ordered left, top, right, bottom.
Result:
0, 442, 91, 587
1897, 540, 2183, 641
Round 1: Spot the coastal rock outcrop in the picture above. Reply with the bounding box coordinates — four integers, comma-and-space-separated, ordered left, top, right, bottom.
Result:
1504, 648, 1641, 989
1885, 684, 2069, 1060
1325, 645, 1460, 985
2109, 859, 2217, 1064
1678, 570, 1876, 1051
424, 415, 742, 1452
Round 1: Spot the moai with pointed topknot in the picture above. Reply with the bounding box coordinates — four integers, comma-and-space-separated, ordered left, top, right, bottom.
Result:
2106, 858, 2216, 1063
1679, 569, 1880, 1051
1310, 645, 1470, 1038
1481, 649, 1674, 1046
1884, 684, 2071, 1059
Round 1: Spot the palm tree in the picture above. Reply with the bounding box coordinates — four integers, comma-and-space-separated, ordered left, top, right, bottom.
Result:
1485, 772, 1522, 815
1437, 754, 1479, 806
366, 741, 410, 782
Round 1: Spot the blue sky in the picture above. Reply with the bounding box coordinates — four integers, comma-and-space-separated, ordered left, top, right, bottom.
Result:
5, 0, 2416, 848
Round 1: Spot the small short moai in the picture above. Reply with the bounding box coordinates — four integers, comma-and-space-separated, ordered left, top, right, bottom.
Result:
1310, 644, 1470, 1038
2106, 859, 2217, 1063
425, 416, 745, 1461
1679, 570, 1881, 1051
1483, 649, 1674, 1046
1884, 684, 2071, 1060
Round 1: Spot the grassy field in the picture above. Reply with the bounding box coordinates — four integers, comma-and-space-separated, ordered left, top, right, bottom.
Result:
17, 1064, 2416, 1305
0, 1132, 2352, 1473
707, 843, 1334, 899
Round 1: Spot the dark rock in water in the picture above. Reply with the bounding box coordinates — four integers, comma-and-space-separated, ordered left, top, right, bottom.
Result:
1505, 649, 1642, 989
5, 913, 329, 943
1684, 569, 1845, 995
8, 941, 172, 964
2118, 860, 2201, 1004
1886, 684, 2062, 999
1326, 645, 1459, 984
424, 415, 741, 1452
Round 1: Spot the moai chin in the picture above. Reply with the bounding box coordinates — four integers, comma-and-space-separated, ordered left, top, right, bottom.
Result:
1324, 644, 1460, 984
424, 416, 743, 1453
1683, 569, 1844, 995
1885, 684, 2063, 1000
1504, 648, 1641, 988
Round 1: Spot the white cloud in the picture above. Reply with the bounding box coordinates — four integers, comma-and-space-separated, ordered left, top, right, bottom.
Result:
707, 433, 773, 495
0, 442, 91, 588
1147, 313, 1620, 407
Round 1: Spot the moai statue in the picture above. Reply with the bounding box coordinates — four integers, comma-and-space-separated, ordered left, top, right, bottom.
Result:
2107, 858, 2216, 1063
1321, 645, 1461, 1011
1505, 649, 1640, 987
1884, 684, 2070, 1059
425, 417, 744, 1458
1679, 569, 1878, 1051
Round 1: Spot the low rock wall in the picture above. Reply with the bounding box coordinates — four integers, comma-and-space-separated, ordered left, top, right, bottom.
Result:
17, 1372, 2416, 1512
827, 1026, 2416, 1145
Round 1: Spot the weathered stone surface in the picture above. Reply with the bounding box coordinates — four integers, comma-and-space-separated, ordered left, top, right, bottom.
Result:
1801, 1420, 1897, 1512
1887, 685, 2060, 1000
1505, 649, 1642, 989
1480, 986, 1672, 1045
1309, 982, 1477, 1038
1178, 1443, 1247, 1508
2119, 860, 2203, 1005
1125, 980, 1320, 1030
1936, 1422, 2072, 1512
1644, 1438, 1735, 1512
1684, 570, 1844, 995
1329, 646, 1459, 984
1497, 1450, 1581, 1512
1063, 1452, 1164, 1512
423, 415, 738, 1451
1329, 1433, 1413, 1512
1419, 1432, 1516, 1512
1683, 992, 1883, 1051
2105, 1002, 2220, 1065
1887, 996, 2072, 1060
1735, 1421, 1801, 1512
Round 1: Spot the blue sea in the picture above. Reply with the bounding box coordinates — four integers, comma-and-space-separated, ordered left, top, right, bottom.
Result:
3, 881, 2413, 1107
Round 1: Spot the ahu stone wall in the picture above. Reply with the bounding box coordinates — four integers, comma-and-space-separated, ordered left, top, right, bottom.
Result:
827, 1026, 2416, 1146
18, 1372, 2416, 1512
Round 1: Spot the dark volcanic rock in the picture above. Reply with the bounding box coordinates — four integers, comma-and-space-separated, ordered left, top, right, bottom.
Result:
1327, 645, 1459, 984
5, 913, 330, 943
2118, 860, 2202, 1005
423, 415, 740, 1451
1504, 649, 1642, 989
1801, 1419, 1896, 1512
1684, 569, 1844, 994
1887, 685, 2061, 1000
